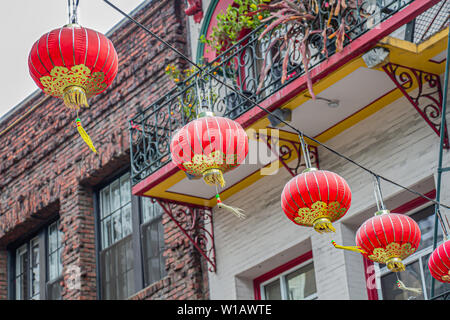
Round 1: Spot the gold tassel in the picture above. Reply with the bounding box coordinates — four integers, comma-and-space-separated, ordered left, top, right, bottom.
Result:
76, 118, 98, 154
63, 86, 89, 109
331, 240, 366, 254
203, 169, 225, 188
313, 217, 336, 234
396, 280, 422, 295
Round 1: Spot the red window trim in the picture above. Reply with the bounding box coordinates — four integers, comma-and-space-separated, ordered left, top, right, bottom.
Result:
253, 251, 313, 300
364, 189, 436, 300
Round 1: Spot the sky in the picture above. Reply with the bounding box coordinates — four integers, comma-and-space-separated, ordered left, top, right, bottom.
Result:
0, 0, 146, 120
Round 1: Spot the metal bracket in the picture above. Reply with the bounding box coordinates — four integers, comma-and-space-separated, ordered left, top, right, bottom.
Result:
155, 198, 216, 273
383, 62, 449, 148
255, 128, 320, 177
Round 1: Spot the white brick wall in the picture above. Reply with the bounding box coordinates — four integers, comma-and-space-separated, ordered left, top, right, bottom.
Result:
207, 78, 450, 300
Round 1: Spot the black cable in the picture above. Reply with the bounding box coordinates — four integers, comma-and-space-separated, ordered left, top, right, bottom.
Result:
102, 0, 450, 211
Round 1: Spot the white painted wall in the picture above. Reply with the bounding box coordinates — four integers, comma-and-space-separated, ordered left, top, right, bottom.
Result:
207, 75, 450, 300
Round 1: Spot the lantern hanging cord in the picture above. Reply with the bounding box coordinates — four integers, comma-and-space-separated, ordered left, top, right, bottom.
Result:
68, 0, 80, 24
102, 0, 450, 211
373, 175, 386, 212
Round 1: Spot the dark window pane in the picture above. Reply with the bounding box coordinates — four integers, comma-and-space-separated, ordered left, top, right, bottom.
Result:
286, 262, 316, 299
15, 245, 28, 300
46, 277, 63, 300
264, 279, 282, 300
100, 235, 134, 300
411, 206, 443, 250
30, 238, 40, 300
142, 217, 167, 286
380, 260, 424, 300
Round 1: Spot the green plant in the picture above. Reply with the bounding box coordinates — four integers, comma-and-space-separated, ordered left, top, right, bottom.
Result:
165, 63, 220, 119
254, 0, 359, 99
199, 0, 271, 53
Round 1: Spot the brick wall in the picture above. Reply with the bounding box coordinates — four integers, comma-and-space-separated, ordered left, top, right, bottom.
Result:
0, 0, 209, 300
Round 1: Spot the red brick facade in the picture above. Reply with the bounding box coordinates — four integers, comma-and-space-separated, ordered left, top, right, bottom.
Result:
0, 0, 209, 300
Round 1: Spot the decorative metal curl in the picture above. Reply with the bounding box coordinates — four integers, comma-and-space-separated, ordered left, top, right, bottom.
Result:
383, 62, 449, 148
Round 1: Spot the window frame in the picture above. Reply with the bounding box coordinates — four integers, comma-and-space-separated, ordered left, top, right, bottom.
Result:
253, 251, 317, 300
7, 216, 62, 300
94, 168, 167, 300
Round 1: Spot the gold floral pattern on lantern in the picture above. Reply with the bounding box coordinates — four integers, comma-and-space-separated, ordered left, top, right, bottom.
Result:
182, 151, 239, 176
293, 201, 348, 226
368, 243, 416, 264
40, 64, 107, 97
442, 272, 450, 282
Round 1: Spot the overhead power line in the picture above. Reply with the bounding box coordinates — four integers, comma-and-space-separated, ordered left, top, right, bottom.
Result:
102, 0, 450, 213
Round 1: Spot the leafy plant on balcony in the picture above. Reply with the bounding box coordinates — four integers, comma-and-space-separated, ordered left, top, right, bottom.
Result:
254, 0, 358, 99
165, 63, 219, 119
199, 0, 271, 53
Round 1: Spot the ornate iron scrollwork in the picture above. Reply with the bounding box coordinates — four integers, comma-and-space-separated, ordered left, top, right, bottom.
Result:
155, 198, 216, 273
255, 130, 319, 177
383, 62, 449, 148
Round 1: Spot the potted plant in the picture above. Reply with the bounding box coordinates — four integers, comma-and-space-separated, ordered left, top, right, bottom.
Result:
199, 0, 272, 57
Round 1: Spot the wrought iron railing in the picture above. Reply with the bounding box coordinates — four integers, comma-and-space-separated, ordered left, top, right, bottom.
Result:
430, 289, 450, 300
130, 0, 419, 185
406, 0, 449, 43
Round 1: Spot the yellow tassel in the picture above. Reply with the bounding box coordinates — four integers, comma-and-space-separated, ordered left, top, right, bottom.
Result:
331, 240, 366, 254
76, 118, 97, 154
63, 86, 89, 109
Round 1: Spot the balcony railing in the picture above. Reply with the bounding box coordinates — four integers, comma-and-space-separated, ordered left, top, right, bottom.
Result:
130, 0, 426, 186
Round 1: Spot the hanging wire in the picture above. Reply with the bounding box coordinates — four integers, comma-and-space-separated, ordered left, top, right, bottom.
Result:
68, 0, 80, 24
298, 133, 312, 169
102, 0, 450, 211
372, 175, 386, 212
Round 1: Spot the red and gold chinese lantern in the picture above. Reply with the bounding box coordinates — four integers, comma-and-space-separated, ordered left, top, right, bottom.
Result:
28, 22, 118, 153
281, 168, 352, 233
428, 240, 450, 283
333, 209, 421, 272
170, 112, 249, 218
356, 210, 421, 272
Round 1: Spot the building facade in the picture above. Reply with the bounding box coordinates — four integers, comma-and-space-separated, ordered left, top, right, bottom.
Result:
1, 0, 450, 301
0, 0, 209, 300
131, 0, 450, 301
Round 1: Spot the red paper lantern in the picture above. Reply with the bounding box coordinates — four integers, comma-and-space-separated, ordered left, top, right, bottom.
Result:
356, 210, 421, 272
428, 240, 450, 283
28, 24, 118, 153
281, 168, 351, 233
170, 114, 248, 187
29, 24, 118, 108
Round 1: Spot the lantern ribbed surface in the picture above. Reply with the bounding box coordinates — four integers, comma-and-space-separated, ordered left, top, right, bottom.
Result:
280, 169, 351, 233
356, 212, 421, 272
28, 24, 118, 102
428, 240, 450, 283
170, 116, 249, 186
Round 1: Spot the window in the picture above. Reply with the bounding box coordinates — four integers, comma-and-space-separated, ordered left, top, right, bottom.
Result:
376, 205, 450, 300
141, 197, 166, 286
97, 171, 166, 299
11, 220, 64, 300
254, 252, 317, 300
99, 172, 134, 300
